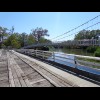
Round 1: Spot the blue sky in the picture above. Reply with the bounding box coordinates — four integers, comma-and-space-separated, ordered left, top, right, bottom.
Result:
0, 12, 100, 41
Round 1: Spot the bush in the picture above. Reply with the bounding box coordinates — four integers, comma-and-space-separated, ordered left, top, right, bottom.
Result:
86, 46, 98, 53
1, 44, 6, 49
94, 47, 100, 57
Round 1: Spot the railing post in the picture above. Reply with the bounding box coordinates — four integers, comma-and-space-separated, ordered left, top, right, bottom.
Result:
74, 56, 77, 69
53, 52, 55, 62
42, 51, 44, 59
35, 50, 37, 57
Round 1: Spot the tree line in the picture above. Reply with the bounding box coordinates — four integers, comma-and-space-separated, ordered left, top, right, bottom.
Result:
74, 29, 100, 57
74, 29, 100, 40
0, 26, 51, 49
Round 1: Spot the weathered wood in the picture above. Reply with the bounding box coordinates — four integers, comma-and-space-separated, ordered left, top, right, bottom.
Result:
9, 53, 32, 87
13, 50, 100, 87
0, 76, 8, 81
7, 52, 15, 87
0, 49, 2, 57
0, 81, 9, 87
15, 56, 63, 87
30, 79, 46, 85
12, 51, 54, 87
0, 73, 8, 78
0, 50, 10, 87
8, 55, 21, 87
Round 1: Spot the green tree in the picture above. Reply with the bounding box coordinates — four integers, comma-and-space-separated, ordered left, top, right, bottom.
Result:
74, 29, 100, 40
27, 34, 35, 45
39, 37, 51, 43
0, 26, 8, 42
18, 32, 28, 47
31, 27, 49, 43
11, 39, 21, 49
9, 26, 14, 34
94, 47, 100, 57
4, 33, 21, 49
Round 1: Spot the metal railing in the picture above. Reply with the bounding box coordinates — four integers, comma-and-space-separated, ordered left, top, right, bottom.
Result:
16, 49, 100, 69
16, 49, 100, 83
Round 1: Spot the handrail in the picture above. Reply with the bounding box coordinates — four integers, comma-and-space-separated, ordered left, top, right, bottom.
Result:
15, 49, 100, 83
16, 49, 100, 70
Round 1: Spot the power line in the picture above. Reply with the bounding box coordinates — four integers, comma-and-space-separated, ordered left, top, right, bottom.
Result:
54, 22, 100, 41
51, 14, 100, 41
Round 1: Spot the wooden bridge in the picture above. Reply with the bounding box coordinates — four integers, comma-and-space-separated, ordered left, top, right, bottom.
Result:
0, 49, 100, 87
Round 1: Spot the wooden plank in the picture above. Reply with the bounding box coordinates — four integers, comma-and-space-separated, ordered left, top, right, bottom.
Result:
0, 73, 8, 78
0, 81, 9, 87
23, 60, 61, 87
27, 72, 44, 83
8, 64, 15, 87
8, 55, 21, 87
0, 49, 2, 57
13, 51, 63, 87
24, 78, 33, 87
13, 60, 30, 87
32, 79, 53, 87
30, 79, 46, 85
7, 52, 15, 87
0, 74, 8, 81
10, 54, 32, 87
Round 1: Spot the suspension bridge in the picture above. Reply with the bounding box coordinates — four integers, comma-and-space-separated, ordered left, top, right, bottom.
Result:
23, 15, 100, 49
23, 39, 100, 49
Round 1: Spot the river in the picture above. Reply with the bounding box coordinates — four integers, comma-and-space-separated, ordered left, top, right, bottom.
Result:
49, 48, 94, 56
47, 48, 100, 76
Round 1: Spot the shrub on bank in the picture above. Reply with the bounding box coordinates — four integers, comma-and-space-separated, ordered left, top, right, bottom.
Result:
94, 47, 100, 57
86, 46, 98, 53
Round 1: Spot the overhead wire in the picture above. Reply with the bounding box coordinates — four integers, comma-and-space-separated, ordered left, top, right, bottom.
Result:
51, 14, 100, 41
54, 22, 100, 41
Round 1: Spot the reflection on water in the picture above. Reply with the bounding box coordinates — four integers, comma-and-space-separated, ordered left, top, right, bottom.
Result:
47, 49, 100, 75
50, 48, 94, 56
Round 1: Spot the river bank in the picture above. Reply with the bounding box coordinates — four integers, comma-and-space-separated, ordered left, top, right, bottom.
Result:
49, 48, 94, 56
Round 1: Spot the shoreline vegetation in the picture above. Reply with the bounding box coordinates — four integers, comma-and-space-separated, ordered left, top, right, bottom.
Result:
49, 47, 100, 69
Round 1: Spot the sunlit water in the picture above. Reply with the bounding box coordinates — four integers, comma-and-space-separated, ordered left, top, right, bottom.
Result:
47, 48, 100, 75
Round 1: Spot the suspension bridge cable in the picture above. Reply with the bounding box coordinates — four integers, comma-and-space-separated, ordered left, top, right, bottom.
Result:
54, 22, 100, 41
51, 14, 100, 41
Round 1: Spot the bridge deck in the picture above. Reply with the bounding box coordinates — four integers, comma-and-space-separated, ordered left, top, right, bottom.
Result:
0, 49, 99, 87
12, 50, 99, 87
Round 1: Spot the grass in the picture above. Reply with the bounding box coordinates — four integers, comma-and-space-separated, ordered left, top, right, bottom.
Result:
76, 57, 100, 69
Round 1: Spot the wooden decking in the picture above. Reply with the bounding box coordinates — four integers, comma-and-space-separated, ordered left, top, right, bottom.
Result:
0, 49, 99, 87
0, 49, 74, 87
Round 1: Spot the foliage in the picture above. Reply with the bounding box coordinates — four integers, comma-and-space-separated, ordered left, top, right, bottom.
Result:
4, 33, 21, 49
39, 37, 51, 43
1, 44, 6, 48
11, 40, 21, 49
18, 32, 28, 47
27, 34, 35, 45
94, 47, 100, 57
0, 26, 8, 41
86, 46, 98, 53
74, 29, 100, 40
0, 26, 51, 49
31, 27, 49, 43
